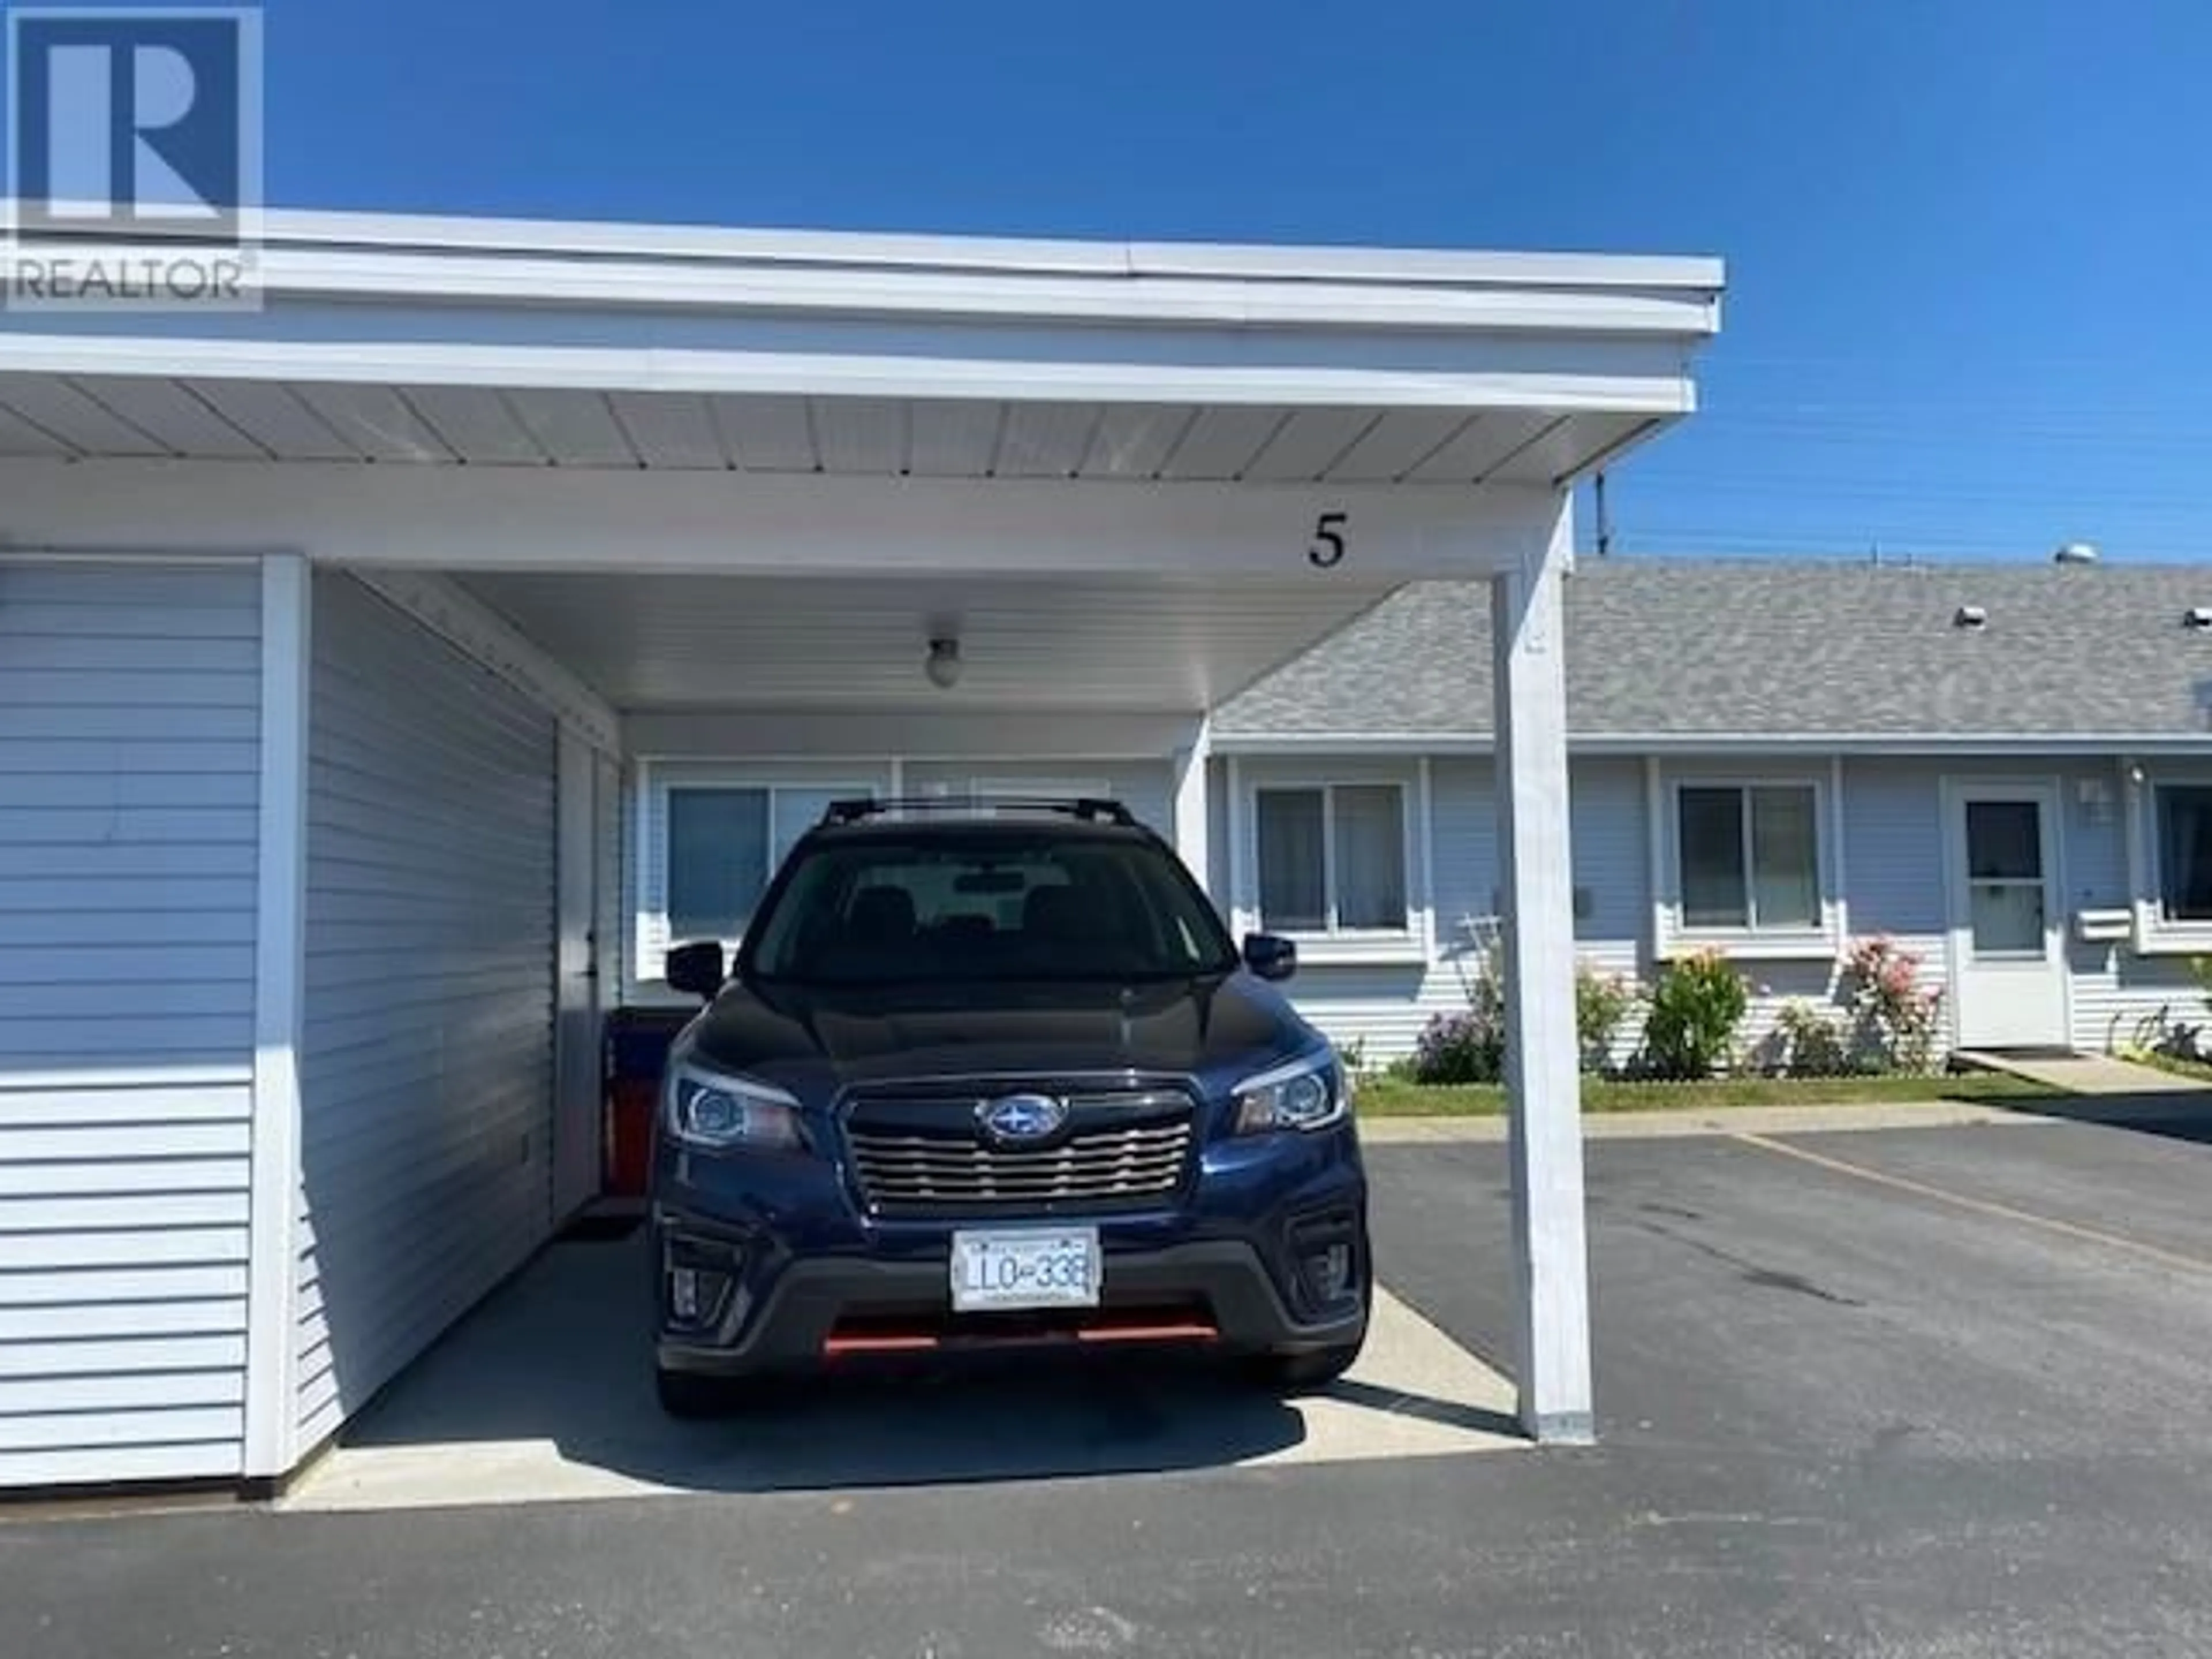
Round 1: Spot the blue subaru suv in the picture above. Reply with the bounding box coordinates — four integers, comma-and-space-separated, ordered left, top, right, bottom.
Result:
650, 798, 1369, 1415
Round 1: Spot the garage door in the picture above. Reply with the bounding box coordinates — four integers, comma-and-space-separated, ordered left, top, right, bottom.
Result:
296, 573, 558, 1452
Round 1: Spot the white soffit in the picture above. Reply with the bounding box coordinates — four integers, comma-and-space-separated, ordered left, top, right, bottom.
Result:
454, 569, 1404, 715
0, 381, 1669, 488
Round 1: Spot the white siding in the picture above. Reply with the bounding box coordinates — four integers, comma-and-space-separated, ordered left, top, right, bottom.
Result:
0, 561, 259, 1486
297, 573, 558, 1452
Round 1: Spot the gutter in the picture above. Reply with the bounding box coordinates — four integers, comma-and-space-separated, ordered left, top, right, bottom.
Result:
1210, 730, 2212, 758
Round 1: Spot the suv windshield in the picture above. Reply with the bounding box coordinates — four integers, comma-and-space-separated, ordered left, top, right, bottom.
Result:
744, 828, 1238, 984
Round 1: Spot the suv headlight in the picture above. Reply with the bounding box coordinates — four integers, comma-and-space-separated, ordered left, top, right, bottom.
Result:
663, 1059, 805, 1152
1232, 1048, 1351, 1135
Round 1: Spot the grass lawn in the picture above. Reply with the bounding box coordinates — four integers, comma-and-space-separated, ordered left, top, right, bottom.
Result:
1355, 1069, 2069, 1118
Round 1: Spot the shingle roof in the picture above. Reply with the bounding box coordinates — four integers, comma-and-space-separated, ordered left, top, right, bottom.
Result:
1215, 559, 2212, 740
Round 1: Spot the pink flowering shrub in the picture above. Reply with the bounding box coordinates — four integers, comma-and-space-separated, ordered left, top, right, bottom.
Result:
1842, 935, 1944, 1073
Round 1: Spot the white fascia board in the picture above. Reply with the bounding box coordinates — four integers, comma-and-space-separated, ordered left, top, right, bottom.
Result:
1210, 730, 2212, 756
0, 459, 1559, 582
234, 249, 1722, 336
1123, 242, 1724, 292
6, 198, 1725, 302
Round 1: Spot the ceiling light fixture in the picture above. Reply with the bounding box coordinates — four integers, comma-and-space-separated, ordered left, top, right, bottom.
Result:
925, 635, 963, 691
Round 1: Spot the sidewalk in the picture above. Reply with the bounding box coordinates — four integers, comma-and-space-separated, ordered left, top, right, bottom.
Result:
1359, 1090, 2211, 1144
1953, 1049, 2207, 1094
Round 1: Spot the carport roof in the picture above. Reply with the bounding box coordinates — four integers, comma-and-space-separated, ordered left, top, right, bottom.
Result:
0, 204, 1720, 487
0, 209, 1724, 728
1215, 558, 2212, 748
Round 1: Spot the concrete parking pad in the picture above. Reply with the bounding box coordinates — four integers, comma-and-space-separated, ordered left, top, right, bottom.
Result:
284, 1236, 1520, 1513
14, 1112, 2212, 1656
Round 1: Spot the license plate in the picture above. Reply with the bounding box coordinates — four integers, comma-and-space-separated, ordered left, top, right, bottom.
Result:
950, 1226, 1101, 1312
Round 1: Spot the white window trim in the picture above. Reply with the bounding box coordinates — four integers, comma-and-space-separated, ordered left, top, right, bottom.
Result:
637, 770, 877, 981
2133, 771, 2212, 954
1657, 773, 1839, 961
1241, 777, 1427, 965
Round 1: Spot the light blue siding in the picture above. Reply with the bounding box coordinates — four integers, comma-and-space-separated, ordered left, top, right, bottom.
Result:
0, 561, 258, 1487
1842, 755, 2173, 1054
1232, 755, 1652, 1064
297, 573, 558, 1453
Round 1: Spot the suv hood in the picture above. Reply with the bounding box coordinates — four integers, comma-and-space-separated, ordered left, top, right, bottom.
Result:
677, 973, 1313, 1098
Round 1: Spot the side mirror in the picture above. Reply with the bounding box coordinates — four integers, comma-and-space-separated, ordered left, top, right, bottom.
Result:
1241, 932, 1298, 983
665, 940, 726, 1002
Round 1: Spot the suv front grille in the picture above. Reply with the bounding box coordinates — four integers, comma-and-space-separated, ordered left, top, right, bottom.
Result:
844, 1089, 1195, 1217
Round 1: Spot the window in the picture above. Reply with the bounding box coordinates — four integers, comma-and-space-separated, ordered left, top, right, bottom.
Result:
1675, 783, 1820, 931
2157, 785, 2212, 922
666, 788, 770, 938
1255, 784, 1408, 934
662, 783, 857, 942
1963, 798, 2049, 955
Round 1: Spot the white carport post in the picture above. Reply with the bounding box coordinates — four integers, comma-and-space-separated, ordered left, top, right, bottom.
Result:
1492, 494, 1594, 1444
1171, 716, 1213, 891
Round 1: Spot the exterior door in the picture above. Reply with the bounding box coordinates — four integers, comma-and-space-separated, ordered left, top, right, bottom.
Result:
1946, 782, 2069, 1050
552, 730, 604, 1219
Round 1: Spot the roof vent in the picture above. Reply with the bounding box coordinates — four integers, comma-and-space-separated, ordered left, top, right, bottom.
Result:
1954, 604, 1988, 631
2186, 607, 2212, 631
2054, 541, 2101, 566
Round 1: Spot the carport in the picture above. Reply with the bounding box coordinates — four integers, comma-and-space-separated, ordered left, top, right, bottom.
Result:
0, 209, 1721, 1488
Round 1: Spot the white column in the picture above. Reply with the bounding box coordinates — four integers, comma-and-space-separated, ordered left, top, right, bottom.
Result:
1172, 715, 1214, 892
1491, 498, 1594, 1444
245, 552, 310, 1478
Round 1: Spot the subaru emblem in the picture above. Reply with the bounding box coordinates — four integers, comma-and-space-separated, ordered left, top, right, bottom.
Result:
978, 1092, 1068, 1146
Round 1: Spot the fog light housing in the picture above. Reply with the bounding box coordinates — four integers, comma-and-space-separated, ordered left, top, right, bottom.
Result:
670, 1268, 706, 1323
663, 1235, 744, 1330
1304, 1243, 1353, 1305
1286, 1211, 1361, 1316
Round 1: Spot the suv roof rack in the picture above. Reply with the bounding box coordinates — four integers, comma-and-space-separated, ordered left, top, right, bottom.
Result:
819, 796, 1138, 828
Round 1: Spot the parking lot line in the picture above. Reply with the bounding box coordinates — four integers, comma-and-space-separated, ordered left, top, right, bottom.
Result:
1731, 1131, 2212, 1278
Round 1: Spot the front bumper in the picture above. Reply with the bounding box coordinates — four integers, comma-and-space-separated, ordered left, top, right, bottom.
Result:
654, 1235, 1367, 1376
652, 1125, 1369, 1376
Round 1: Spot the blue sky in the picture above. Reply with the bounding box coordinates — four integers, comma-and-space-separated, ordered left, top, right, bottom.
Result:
264, 0, 2210, 564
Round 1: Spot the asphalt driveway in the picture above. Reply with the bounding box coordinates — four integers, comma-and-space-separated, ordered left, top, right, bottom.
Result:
6, 1108, 2212, 1657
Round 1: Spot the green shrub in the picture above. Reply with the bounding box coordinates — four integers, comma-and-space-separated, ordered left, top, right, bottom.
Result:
1639, 949, 1749, 1079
